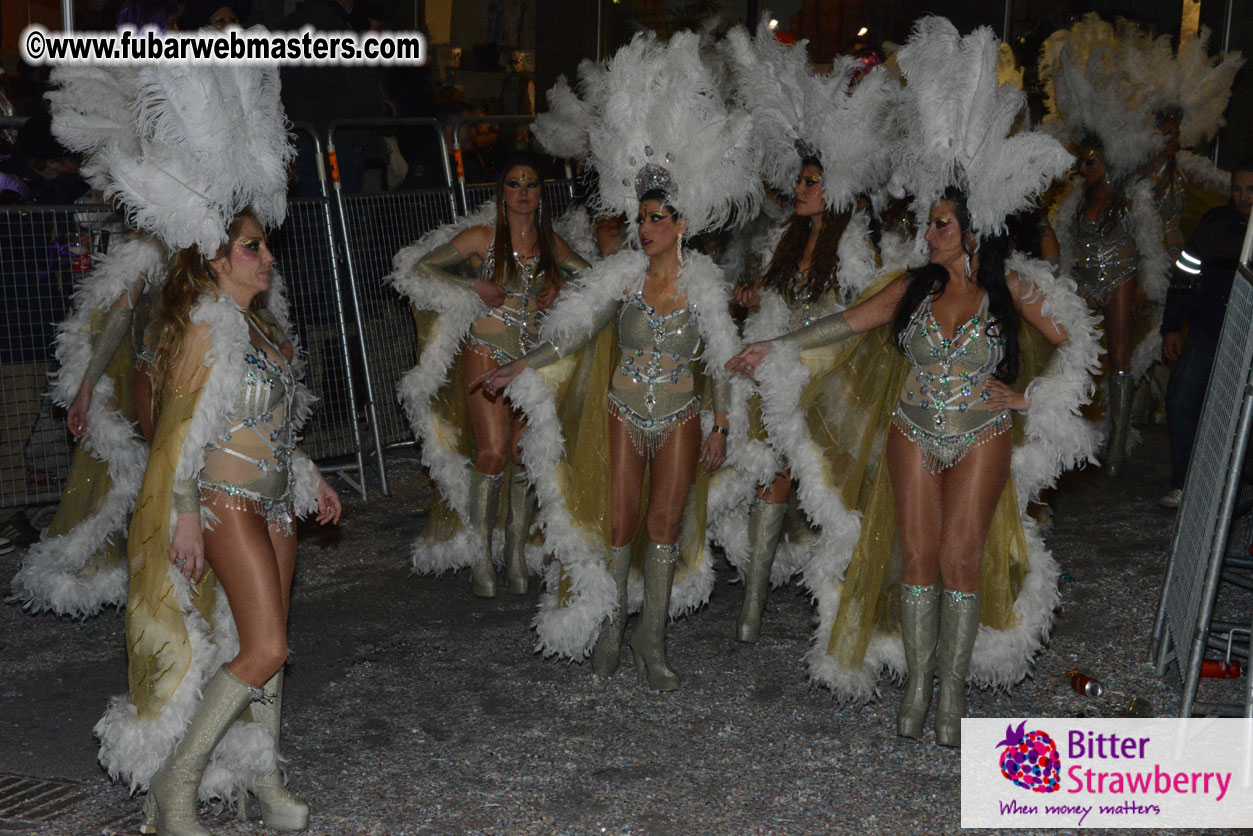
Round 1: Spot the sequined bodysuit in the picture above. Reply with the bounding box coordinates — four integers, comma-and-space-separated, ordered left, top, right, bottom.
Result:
892, 294, 1011, 474
1148, 160, 1185, 262
784, 271, 845, 333
526, 277, 729, 459
1072, 204, 1139, 308
174, 319, 298, 533
467, 243, 542, 363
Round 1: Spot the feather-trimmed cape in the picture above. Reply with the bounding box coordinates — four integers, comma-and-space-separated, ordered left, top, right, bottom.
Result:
751, 256, 1101, 702
95, 285, 320, 800
709, 210, 880, 582
10, 234, 167, 618
503, 248, 748, 660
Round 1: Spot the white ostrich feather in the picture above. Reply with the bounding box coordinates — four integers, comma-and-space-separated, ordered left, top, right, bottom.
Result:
48, 39, 294, 254
892, 17, 1073, 239
1121, 26, 1244, 150
575, 31, 762, 235
1039, 18, 1162, 177
721, 18, 896, 211
533, 71, 595, 161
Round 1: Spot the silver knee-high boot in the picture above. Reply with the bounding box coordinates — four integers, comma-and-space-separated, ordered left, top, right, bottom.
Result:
736, 499, 787, 643
935, 589, 981, 748
467, 470, 503, 597
248, 669, 309, 831
144, 667, 256, 836
503, 470, 536, 595
629, 541, 681, 692
1104, 371, 1133, 477
896, 583, 940, 739
590, 544, 634, 677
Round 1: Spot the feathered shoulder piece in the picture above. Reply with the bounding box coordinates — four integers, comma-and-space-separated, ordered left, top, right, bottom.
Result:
721, 16, 896, 212
48, 47, 294, 254
568, 31, 761, 236
1120, 25, 1244, 150
892, 16, 1072, 239
1038, 15, 1161, 177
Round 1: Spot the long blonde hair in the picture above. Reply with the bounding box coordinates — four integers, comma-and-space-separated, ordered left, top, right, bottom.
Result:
149, 211, 277, 410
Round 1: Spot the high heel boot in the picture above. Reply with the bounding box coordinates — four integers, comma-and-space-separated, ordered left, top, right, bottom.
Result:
935, 589, 981, 748
896, 583, 940, 739
503, 470, 536, 595
144, 667, 256, 836
629, 541, 681, 691
1104, 371, 1133, 477
735, 499, 787, 643
248, 669, 309, 831
467, 470, 503, 597
590, 544, 634, 677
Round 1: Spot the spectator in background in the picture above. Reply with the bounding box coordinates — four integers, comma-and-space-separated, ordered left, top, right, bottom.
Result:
280, 0, 387, 195
179, 0, 252, 30
1158, 160, 1253, 508
0, 111, 88, 205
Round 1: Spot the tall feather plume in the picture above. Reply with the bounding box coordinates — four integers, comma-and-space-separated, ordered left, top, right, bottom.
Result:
1038, 16, 1162, 177
48, 44, 294, 254
533, 69, 596, 161
1120, 25, 1244, 150
893, 17, 1072, 238
579, 31, 762, 235
721, 15, 897, 212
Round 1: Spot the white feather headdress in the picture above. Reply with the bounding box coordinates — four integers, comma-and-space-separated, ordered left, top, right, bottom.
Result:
569, 31, 762, 235
48, 48, 294, 254
1038, 15, 1162, 177
1120, 25, 1245, 150
721, 16, 896, 212
891, 17, 1073, 239
532, 67, 597, 162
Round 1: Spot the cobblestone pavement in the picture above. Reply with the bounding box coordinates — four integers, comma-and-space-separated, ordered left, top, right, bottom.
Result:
1, 429, 1249, 836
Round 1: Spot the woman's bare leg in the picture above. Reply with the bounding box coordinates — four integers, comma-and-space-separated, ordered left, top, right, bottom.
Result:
608, 413, 647, 547
886, 425, 944, 587
460, 346, 512, 476
1104, 280, 1137, 374
756, 469, 791, 504
644, 417, 702, 545
201, 498, 290, 688
937, 430, 1012, 592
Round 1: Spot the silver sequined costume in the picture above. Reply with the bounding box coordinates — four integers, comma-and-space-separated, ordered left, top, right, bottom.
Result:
1070, 204, 1140, 308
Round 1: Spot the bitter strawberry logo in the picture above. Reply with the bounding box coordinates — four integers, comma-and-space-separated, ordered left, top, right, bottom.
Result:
997, 721, 1061, 793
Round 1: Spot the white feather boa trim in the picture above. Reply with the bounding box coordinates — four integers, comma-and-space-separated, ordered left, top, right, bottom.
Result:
508, 249, 745, 659
10, 235, 167, 618
386, 203, 495, 572
755, 258, 1100, 701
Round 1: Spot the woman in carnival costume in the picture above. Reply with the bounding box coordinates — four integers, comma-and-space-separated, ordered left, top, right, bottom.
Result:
54, 60, 342, 834
715, 18, 895, 643
475, 31, 761, 690
389, 151, 590, 598
1119, 23, 1244, 261
8, 0, 192, 620
1039, 18, 1172, 476
728, 17, 1101, 745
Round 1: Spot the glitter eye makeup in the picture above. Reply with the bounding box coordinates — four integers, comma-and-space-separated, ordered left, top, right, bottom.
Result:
236, 237, 264, 256
800, 176, 821, 187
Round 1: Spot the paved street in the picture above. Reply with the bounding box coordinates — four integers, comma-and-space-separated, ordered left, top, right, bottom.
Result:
1, 428, 1250, 836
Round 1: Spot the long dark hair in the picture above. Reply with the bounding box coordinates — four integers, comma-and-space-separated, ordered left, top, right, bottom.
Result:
490, 152, 561, 291
890, 187, 1021, 383
762, 158, 852, 302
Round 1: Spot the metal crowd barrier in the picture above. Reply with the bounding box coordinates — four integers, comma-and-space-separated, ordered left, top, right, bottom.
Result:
0, 203, 116, 509
270, 123, 369, 499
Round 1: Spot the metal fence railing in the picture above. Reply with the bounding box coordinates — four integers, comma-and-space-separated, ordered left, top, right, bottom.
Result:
1, 203, 121, 509
3, 115, 579, 509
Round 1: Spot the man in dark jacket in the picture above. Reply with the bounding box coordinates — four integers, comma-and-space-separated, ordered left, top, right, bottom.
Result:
1158, 160, 1253, 507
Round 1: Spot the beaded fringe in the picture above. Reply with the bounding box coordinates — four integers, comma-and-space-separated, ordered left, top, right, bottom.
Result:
609, 399, 701, 461
891, 411, 1013, 476
201, 487, 295, 535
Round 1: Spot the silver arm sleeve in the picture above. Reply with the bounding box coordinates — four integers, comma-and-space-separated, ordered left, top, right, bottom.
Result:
522, 296, 620, 370
418, 241, 478, 291
776, 311, 854, 351
558, 252, 592, 280
712, 376, 731, 416
173, 477, 200, 515
83, 299, 135, 386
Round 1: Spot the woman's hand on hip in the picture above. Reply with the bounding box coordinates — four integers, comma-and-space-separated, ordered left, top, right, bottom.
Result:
983, 379, 1028, 412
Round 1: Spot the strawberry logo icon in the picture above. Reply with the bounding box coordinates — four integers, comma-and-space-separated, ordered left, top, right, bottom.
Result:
996, 721, 1061, 793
